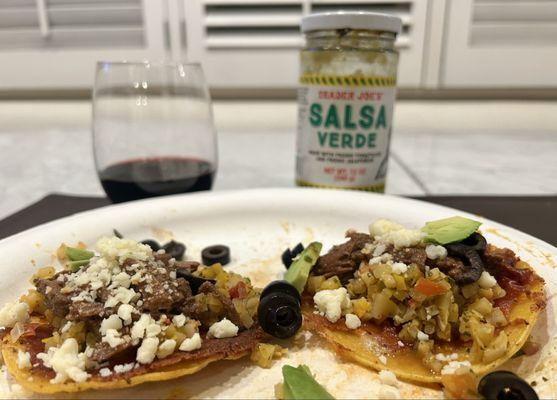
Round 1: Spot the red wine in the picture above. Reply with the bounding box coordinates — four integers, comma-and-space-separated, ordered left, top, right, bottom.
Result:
99, 157, 215, 203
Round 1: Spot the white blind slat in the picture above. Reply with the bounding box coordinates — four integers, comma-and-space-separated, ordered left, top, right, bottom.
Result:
205, 14, 301, 27
471, 23, 557, 46
203, 0, 301, 4
471, 0, 557, 46
206, 35, 302, 48
48, 0, 139, 7
0, 0, 35, 8
0, 0, 144, 50
474, 2, 557, 22
202, 0, 412, 49
312, 0, 412, 4
48, 7, 143, 27
0, 10, 38, 28
0, 27, 143, 49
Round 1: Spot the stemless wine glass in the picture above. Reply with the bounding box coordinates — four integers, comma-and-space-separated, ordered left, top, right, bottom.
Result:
92, 61, 217, 203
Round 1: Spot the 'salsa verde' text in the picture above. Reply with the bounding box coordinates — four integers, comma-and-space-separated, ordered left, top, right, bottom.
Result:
309, 103, 387, 149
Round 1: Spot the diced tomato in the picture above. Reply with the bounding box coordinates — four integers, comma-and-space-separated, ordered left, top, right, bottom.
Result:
494, 276, 523, 317
406, 298, 417, 308
414, 278, 448, 297
229, 281, 248, 299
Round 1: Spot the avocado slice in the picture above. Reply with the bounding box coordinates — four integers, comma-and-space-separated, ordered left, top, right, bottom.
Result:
284, 242, 322, 293
65, 246, 94, 261
422, 216, 482, 245
67, 259, 91, 272
282, 364, 335, 400
64, 246, 94, 272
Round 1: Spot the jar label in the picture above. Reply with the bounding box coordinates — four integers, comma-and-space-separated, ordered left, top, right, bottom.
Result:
296, 74, 396, 192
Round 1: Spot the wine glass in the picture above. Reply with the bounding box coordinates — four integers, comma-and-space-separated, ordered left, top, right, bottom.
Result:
92, 61, 217, 203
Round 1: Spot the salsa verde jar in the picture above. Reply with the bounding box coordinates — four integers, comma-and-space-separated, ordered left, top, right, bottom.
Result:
296, 11, 402, 192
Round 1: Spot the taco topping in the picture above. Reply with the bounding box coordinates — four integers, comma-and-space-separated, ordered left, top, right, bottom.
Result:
281, 364, 335, 400
478, 371, 539, 400
258, 280, 302, 339
282, 243, 305, 269
0, 236, 261, 385
201, 245, 231, 266
305, 217, 545, 376
422, 216, 482, 245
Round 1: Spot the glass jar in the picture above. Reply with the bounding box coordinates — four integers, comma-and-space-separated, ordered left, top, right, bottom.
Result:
296, 12, 401, 192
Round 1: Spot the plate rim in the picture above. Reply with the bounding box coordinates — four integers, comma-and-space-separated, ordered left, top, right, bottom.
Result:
1, 188, 555, 255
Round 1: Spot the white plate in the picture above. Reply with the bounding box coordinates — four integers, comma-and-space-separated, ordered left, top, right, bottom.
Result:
1, 188, 556, 399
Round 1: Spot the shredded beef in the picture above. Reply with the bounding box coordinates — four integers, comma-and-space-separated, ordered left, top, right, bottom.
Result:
483, 244, 518, 268
67, 302, 106, 321
392, 247, 427, 266
391, 246, 484, 284
429, 255, 463, 274
312, 231, 372, 281
95, 287, 111, 303
388, 243, 533, 286
90, 341, 135, 363
432, 252, 485, 284
32, 249, 257, 367
137, 274, 192, 314
35, 277, 71, 318
175, 261, 200, 274
152, 254, 200, 274
483, 244, 532, 285
154, 253, 172, 263
181, 296, 206, 321
122, 258, 138, 268
36, 261, 194, 321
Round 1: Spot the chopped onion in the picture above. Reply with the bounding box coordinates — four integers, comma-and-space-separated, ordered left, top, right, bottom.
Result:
10, 322, 25, 342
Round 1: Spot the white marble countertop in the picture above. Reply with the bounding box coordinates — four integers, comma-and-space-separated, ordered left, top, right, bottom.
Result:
1, 100, 556, 220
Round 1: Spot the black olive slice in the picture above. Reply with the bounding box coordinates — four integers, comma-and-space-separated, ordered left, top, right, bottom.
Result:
444, 232, 487, 281
446, 243, 471, 257
141, 239, 161, 251
478, 371, 539, 400
445, 245, 485, 285
260, 280, 301, 305
201, 245, 230, 266
113, 229, 123, 239
175, 269, 215, 294
257, 292, 302, 339
163, 240, 186, 260
461, 232, 487, 253
281, 248, 293, 268
281, 243, 305, 269
291, 243, 304, 258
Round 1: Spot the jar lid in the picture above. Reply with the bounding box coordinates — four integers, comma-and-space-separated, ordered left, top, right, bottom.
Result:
301, 11, 402, 34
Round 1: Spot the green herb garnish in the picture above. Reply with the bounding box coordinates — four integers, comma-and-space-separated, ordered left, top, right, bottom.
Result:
67, 259, 90, 272
65, 246, 94, 272
65, 246, 94, 261
282, 364, 335, 400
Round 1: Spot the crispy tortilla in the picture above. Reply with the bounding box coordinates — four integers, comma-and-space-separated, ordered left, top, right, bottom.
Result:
1, 322, 264, 394
303, 261, 545, 383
